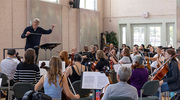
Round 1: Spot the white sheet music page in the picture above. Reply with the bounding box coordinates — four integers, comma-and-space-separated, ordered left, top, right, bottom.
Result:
82, 72, 109, 89
0, 78, 2, 87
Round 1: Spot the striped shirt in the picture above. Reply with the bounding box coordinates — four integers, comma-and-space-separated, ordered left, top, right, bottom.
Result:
14, 62, 40, 84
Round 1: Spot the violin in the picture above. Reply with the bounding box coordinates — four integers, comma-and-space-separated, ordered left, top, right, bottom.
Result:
92, 61, 98, 71
146, 59, 151, 70
131, 61, 145, 69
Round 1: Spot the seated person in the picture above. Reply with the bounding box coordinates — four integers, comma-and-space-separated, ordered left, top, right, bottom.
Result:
119, 47, 132, 64
109, 48, 118, 64
95, 50, 110, 72
158, 49, 180, 93
65, 53, 87, 83
59, 50, 70, 68
130, 46, 141, 63
129, 56, 148, 97
13, 48, 40, 84
101, 66, 138, 100
0, 49, 18, 85
35, 56, 80, 100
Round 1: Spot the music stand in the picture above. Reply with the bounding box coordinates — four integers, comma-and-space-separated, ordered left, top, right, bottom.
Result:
36, 43, 61, 59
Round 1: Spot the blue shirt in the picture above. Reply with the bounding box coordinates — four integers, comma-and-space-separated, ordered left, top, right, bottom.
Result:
44, 75, 63, 100
21, 26, 52, 50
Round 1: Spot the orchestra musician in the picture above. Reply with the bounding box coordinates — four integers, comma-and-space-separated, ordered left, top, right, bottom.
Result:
35, 56, 80, 100
118, 47, 132, 64
130, 46, 141, 63
157, 49, 180, 93
129, 56, 149, 97
101, 66, 138, 100
21, 18, 55, 63
145, 46, 164, 72
109, 49, 119, 64
95, 50, 110, 72
59, 51, 70, 68
65, 53, 88, 83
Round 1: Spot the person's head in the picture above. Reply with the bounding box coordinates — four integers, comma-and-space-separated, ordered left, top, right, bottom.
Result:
117, 66, 132, 82
150, 46, 155, 53
134, 44, 139, 48
165, 49, 176, 60
96, 50, 105, 60
94, 44, 99, 51
84, 45, 88, 51
74, 53, 82, 62
133, 46, 138, 53
111, 49, 117, 56
140, 44, 145, 49
89, 45, 95, 53
59, 51, 70, 65
24, 48, 36, 64
110, 43, 114, 49
32, 18, 40, 29
72, 47, 77, 53
147, 44, 152, 48
48, 56, 62, 87
7, 49, 16, 57
133, 55, 143, 65
126, 46, 130, 51
122, 44, 126, 48
157, 46, 162, 54
121, 47, 130, 57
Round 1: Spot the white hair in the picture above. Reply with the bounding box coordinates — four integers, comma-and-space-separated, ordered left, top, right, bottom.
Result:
33, 18, 40, 23
117, 66, 132, 82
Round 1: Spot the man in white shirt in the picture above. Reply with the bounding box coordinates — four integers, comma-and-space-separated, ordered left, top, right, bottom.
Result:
0, 49, 18, 85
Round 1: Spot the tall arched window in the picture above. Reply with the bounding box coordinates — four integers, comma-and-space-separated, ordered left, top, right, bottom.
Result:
80, 0, 97, 10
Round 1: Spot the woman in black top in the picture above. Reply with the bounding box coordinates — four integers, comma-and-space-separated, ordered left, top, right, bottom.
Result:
65, 53, 87, 83
95, 50, 110, 72
159, 49, 180, 92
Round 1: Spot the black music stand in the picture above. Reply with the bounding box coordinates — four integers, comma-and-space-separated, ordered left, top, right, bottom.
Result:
37, 43, 61, 59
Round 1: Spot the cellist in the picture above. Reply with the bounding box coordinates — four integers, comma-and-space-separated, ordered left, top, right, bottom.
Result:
157, 49, 180, 93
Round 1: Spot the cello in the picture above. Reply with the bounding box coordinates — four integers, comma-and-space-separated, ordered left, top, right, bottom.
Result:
151, 55, 176, 81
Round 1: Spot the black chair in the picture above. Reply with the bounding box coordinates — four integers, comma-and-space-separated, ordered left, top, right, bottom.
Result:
12, 82, 34, 99
107, 96, 133, 100
139, 80, 159, 100
0, 73, 11, 100
71, 80, 91, 100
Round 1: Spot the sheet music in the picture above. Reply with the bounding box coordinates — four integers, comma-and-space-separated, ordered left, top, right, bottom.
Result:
82, 72, 109, 89
113, 64, 132, 73
62, 61, 65, 72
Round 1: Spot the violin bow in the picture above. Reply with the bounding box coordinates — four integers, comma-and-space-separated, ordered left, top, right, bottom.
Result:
67, 77, 77, 95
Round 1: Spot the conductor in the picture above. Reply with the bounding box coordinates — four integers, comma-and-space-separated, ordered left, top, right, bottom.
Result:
21, 18, 55, 62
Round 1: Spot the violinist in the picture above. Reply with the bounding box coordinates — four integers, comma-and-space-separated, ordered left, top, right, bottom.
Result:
95, 50, 110, 72
148, 46, 156, 57
145, 46, 164, 71
35, 56, 80, 100
109, 43, 114, 51
59, 51, 70, 68
101, 66, 138, 100
130, 46, 141, 63
118, 47, 132, 64
109, 49, 118, 64
158, 49, 180, 92
65, 53, 87, 83
129, 56, 148, 97
89, 45, 96, 61
94, 44, 99, 52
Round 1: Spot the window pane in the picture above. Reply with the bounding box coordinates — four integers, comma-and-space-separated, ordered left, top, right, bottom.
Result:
169, 25, 174, 46
133, 26, 145, 46
80, 0, 85, 8
40, 0, 59, 3
86, 0, 95, 10
149, 26, 161, 46
122, 27, 126, 44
